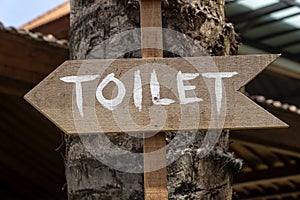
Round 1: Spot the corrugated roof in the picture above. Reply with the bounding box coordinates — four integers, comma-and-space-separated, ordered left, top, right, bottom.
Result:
0, 22, 68, 48
250, 95, 300, 115
225, 0, 300, 64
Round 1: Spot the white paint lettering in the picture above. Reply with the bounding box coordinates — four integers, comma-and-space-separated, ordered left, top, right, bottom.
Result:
60, 75, 99, 117
177, 71, 203, 104
134, 70, 142, 112
61, 71, 239, 114
96, 73, 126, 110
150, 69, 175, 105
202, 72, 238, 115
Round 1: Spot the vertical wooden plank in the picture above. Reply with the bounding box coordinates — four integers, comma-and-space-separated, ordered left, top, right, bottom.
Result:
143, 133, 168, 200
140, 0, 163, 58
140, 0, 168, 199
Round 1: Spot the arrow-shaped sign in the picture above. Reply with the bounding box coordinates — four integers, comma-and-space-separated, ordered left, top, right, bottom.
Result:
24, 55, 288, 134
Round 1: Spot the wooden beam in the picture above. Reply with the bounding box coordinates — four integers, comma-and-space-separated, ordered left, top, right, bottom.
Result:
234, 164, 300, 189
0, 95, 60, 146
140, 0, 168, 199
29, 14, 70, 39
0, 31, 68, 73
230, 142, 269, 171
239, 191, 300, 200
231, 105, 300, 157
0, 106, 62, 177
0, 76, 33, 96
0, 63, 44, 84
229, 2, 292, 24
0, 29, 68, 96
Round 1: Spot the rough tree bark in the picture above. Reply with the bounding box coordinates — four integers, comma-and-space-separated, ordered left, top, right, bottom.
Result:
66, 0, 242, 199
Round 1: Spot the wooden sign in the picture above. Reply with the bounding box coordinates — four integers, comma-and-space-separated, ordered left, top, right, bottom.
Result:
24, 55, 287, 135
23, 2, 287, 200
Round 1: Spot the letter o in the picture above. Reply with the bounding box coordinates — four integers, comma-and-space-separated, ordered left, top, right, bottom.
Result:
96, 73, 126, 110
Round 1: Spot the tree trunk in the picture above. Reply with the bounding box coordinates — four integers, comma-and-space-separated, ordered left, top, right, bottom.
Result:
66, 0, 241, 199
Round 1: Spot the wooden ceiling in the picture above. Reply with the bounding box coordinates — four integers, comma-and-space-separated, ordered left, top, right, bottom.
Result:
0, 24, 68, 96
226, 0, 300, 64
233, 140, 300, 200
0, 93, 66, 200
0, 23, 69, 199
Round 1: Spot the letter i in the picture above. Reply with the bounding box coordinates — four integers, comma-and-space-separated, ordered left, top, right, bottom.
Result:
134, 70, 142, 111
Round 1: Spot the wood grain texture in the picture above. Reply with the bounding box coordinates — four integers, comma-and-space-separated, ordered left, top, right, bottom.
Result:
140, 1, 168, 199
144, 133, 168, 200
140, 0, 163, 58
24, 55, 287, 135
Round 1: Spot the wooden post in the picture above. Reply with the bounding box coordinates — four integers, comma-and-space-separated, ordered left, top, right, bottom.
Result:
140, 0, 163, 58
140, 0, 168, 199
